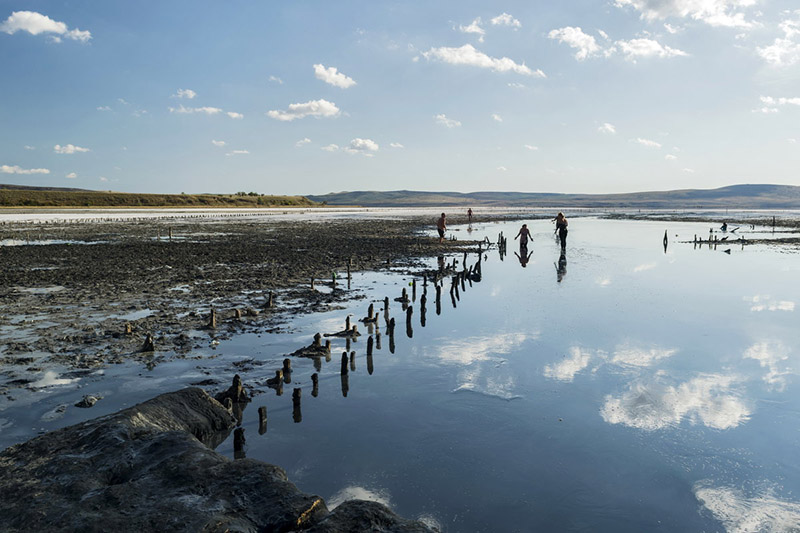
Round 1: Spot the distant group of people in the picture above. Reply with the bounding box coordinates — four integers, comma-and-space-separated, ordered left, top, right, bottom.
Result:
435, 210, 569, 250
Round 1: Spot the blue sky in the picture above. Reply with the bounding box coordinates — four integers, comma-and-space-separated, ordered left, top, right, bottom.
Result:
1, 0, 798, 195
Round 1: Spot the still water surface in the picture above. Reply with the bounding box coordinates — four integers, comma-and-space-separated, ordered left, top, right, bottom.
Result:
3, 217, 800, 531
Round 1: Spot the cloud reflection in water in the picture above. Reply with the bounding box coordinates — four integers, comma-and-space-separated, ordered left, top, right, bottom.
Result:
600, 374, 750, 430
744, 341, 792, 391
694, 481, 800, 533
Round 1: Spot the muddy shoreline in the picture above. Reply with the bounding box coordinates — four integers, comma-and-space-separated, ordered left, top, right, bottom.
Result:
0, 215, 492, 399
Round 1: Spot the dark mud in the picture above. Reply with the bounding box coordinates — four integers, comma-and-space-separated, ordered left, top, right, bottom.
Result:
0, 216, 480, 396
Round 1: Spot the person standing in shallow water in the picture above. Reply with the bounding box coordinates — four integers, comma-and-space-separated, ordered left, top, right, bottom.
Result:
514, 223, 532, 249
467, 208, 473, 223
554, 212, 568, 249
436, 213, 447, 243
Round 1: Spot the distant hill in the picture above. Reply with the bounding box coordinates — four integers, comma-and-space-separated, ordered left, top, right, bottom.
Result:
0, 185, 317, 208
307, 184, 800, 209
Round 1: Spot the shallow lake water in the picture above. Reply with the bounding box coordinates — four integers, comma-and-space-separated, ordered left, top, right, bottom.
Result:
2, 217, 799, 532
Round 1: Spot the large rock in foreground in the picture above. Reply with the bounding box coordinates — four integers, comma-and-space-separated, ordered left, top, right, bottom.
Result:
0, 388, 433, 532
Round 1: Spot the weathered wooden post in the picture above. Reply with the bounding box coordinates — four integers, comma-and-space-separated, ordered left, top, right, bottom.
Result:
406, 306, 413, 338
311, 277, 315, 290
266, 291, 274, 309
141, 334, 155, 352
311, 373, 319, 397
234, 427, 246, 452
282, 358, 292, 383
375, 329, 382, 350
412, 279, 417, 302
208, 308, 217, 329
124, 323, 133, 335
258, 406, 267, 435
234, 308, 243, 320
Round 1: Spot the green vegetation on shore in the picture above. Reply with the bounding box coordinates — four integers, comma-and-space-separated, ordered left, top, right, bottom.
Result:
0, 188, 318, 208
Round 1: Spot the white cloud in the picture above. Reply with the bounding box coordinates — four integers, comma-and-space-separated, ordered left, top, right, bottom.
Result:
389, 142, 404, 149
682, 167, 695, 173
345, 138, 379, 155
745, 294, 795, 312
96, 106, 111, 111
491, 13, 521, 28
0, 11, 91, 42
492, 113, 503, 122
544, 347, 593, 382
225, 150, 250, 156
598, 122, 616, 134
614, 0, 758, 28
321, 144, 339, 152
436, 333, 529, 366
459, 18, 485, 42
548, 27, 602, 60
694, 482, 800, 533
173, 88, 197, 99
1, 164, 50, 175
789, 138, 798, 144
524, 144, 539, 151
65, 172, 77, 179
632, 137, 662, 148
54, 144, 90, 154
267, 99, 341, 121
226, 111, 244, 119
24, 145, 35, 150
169, 104, 222, 115
615, 38, 688, 60
508, 82, 526, 89
118, 98, 129, 105
665, 154, 678, 160
744, 341, 792, 390
435, 114, 461, 128
269, 75, 283, 84
497, 166, 507, 171
99, 176, 108, 182
759, 95, 800, 112
601, 374, 750, 430
664, 23, 680, 34
313, 64, 357, 89
422, 44, 545, 77
295, 137, 312, 147
211, 140, 226, 147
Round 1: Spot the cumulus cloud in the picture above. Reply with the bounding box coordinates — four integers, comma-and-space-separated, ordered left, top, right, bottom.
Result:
615, 38, 688, 60
745, 294, 795, 312
54, 144, 90, 154
97, 106, 111, 111
267, 99, 341, 121
422, 44, 545, 77
633, 137, 662, 148
313, 64, 357, 88
345, 138, 379, 155
491, 13, 521, 28
544, 347, 593, 382
0, 11, 91, 42
600, 374, 750, 430
65, 172, 77, 179
524, 144, 539, 150
321, 144, 339, 152
610, 345, 676, 367
598, 122, 616, 134
1, 164, 50, 175
173, 88, 197, 99
435, 114, 461, 128
759, 95, 800, 112
497, 166, 507, 171
548, 27, 602, 60
665, 154, 678, 160
269, 75, 283, 84
211, 140, 226, 147
389, 142, 404, 149
492, 113, 503, 122
694, 482, 800, 533
436, 333, 530, 366
226, 111, 243, 119
169, 104, 222, 115
225, 150, 249, 156
614, 0, 758, 28
758, 15, 800, 66
459, 18, 485, 42
295, 137, 312, 147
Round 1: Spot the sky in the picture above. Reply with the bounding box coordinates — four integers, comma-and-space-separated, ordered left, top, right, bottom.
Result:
1, 0, 799, 195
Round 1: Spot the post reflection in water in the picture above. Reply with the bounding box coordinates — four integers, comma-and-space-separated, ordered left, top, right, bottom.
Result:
292, 388, 302, 424
556, 250, 567, 283
340, 373, 349, 397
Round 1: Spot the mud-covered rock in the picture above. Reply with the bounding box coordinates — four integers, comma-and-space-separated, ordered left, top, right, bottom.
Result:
0, 387, 434, 532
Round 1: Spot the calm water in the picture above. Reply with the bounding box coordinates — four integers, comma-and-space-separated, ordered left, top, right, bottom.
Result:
2, 217, 799, 532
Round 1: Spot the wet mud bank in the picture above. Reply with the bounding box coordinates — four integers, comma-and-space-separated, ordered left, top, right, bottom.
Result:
0, 387, 433, 532
0, 216, 479, 396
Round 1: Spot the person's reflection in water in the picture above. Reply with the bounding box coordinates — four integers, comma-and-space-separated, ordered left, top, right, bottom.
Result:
555, 251, 567, 283
515, 248, 532, 267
